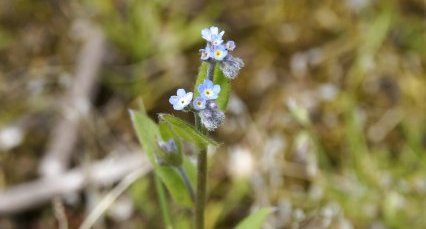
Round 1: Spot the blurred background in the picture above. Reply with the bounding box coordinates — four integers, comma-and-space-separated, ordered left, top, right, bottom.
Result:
0, 0, 425, 228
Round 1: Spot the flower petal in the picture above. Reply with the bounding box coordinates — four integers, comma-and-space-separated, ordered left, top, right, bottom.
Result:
204, 79, 213, 87
169, 95, 178, 105
210, 26, 219, 35
173, 103, 183, 110
213, 85, 221, 94
185, 92, 193, 103
201, 28, 210, 40
177, 88, 186, 96
198, 84, 205, 94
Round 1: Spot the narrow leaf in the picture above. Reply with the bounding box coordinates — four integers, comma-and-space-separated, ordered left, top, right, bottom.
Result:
194, 62, 208, 98
235, 207, 275, 229
159, 121, 174, 140
129, 110, 193, 207
157, 167, 193, 207
129, 109, 159, 163
159, 114, 218, 147
213, 63, 231, 111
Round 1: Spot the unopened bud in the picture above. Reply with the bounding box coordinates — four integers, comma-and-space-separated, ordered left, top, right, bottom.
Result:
156, 139, 182, 167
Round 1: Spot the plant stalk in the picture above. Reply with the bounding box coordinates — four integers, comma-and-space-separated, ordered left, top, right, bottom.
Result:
195, 141, 207, 229
194, 61, 215, 229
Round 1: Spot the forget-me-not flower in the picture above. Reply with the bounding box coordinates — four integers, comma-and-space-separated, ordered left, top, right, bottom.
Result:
193, 96, 207, 110
201, 26, 225, 45
169, 89, 193, 110
210, 44, 228, 61
198, 79, 221, 100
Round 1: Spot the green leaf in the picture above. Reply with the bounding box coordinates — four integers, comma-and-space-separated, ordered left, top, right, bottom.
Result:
129, 110, 193, 207
157, 166, 193, 207
194, 62, 209, 98
129, 110, 159, 163
235, 207, 275, 229
182, 156, 196, 187
158, 121, 174, 140
213, 63, 231, 111
159, 114, 219, 147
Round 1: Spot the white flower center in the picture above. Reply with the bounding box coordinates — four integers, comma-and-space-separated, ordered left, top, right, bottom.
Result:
205, 90, 212, 96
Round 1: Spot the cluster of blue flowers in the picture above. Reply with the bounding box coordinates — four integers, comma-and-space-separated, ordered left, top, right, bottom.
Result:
169, 79, 224, 131
168, 79, 220, 111
169, 26, 244, 131
200, 27, 244, 79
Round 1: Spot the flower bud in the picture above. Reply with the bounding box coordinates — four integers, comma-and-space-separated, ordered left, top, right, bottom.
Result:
156, 139, 183, 167
206, 100, 218, 109
220, 54, 244, 79
198, 104, 225, 131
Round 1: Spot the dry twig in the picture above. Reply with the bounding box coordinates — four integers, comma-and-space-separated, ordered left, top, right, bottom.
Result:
0, 153, 151, 215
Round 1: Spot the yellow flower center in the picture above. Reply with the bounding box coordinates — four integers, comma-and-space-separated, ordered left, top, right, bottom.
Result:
215, 51, 221, 57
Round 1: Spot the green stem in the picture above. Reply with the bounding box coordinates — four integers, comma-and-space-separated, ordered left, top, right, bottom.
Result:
194, 115, 206, 229
194, 61, 214, 229
206, 60, 215, 81
154, 173, 173, 229
196, 147, 207, 229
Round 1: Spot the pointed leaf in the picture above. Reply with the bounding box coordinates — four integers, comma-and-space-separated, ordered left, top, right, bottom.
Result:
129, 110, 193, 207
129, 110, 159, 163
213, 63, 231, 111
159, 114, 218, 147
235, 207, 275, 229
157, 167, 193, 207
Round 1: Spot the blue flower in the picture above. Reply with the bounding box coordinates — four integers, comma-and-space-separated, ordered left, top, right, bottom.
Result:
198, 79, 220, 100
210, 44, 228, 61
225, 40, 236, 51
201, 26, 225, 45
169, 89, 193, 110
193, 96, 207, 110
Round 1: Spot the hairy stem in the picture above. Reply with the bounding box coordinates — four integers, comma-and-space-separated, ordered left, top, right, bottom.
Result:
195, 144, 207, 229
194, 61, 215, 229
206, 60, 215, 81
